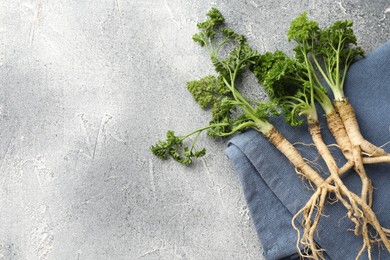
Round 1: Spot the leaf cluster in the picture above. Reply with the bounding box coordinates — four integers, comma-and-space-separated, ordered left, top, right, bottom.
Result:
192, 8, 225, 47
256, 12, 365, 126
151, 130, 206, 165
282, 81, 314, 126
287, 12, 319, 62
316, 20, 364, 85
288, 12, 319, 44
252, 50, 314, 126
186, 75, 229, 109
288, 12, 364, 94
151, 9, 279, 165
216, 43, 259, 80
317, 20, 364, 60
207, 97, 237, 138
189, 9, 268, 137
252, 51, 304, 100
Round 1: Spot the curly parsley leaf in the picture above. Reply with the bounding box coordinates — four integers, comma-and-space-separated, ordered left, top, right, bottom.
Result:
186, 75, 230, 109
192, 8, 225, 47
150, 130, 207, 165
252, 51, 304, 101
315, 19, 364, 97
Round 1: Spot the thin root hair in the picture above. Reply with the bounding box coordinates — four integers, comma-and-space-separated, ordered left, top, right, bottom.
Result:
362, 140, 390, 157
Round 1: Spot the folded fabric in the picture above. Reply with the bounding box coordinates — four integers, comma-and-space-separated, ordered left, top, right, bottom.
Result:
225, 40, 390, 260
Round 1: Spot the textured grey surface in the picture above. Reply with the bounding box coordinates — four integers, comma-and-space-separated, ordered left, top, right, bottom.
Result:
0, 0, 389, 259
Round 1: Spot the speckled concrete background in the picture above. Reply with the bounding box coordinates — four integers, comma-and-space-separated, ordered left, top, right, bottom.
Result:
0, 0, 389, 259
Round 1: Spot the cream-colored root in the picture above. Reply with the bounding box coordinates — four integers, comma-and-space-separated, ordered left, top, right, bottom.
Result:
265, 125, 390, 258
357, 222, 372, 260
335, 99, 389, 158
350, 192, 390, 251
361, 140, 388, 157
267, 127, 326, 188
309, 121, 388, 258
329, 101, 388, 258
363, 156, 390, 164
309, 122, 361, 232
353, 145, 373, 259
333, 100, 390, 256
352, 146, 372, 204
326, 109, 375, 227
328, 104, 390, 245
326, 109, 353, 160
267, 126, 332, 258
363, 140, 390, 157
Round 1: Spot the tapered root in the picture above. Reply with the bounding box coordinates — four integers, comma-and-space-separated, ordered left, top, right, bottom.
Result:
363, 155, 390, 164
266, 124, 390, 258
267, 127, 326, 187
309, 121, 390, 257
326, 109, 353, 160
335, 99, 389, 158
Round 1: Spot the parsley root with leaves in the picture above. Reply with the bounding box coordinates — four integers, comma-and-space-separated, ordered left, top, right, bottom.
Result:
152, 8, 326, 187
252, 21, 390, 258
287, 13, 390, 165
283, 13, 390, 258
151, 8, 390, 259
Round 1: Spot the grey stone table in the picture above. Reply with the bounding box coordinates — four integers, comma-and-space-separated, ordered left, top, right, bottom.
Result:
0, 0, 389, 259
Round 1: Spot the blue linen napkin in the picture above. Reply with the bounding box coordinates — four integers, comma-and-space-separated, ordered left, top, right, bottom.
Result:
225, 40, 390, 260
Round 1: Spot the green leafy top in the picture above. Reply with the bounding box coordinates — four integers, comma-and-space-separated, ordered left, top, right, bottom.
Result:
193, 8, 225, 44
317, 20, 363, 62
186, 75, 229, 109
252, 48, 337, 126
151, 8, 276, 165
288, 12, 319, 44
252, 51, 303, 101
288, 12, 364, 101
189, 8, 273, 134
288, 12, 319, 62
315, 20, 364, 100
151, 130, 207, 165
259, 12, 365, 126
251, 50, 310, 126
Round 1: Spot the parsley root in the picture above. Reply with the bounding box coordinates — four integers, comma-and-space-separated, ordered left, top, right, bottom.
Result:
151, 8, 390, 259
